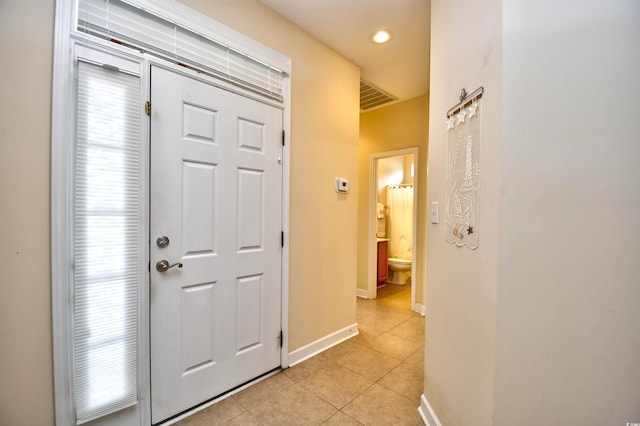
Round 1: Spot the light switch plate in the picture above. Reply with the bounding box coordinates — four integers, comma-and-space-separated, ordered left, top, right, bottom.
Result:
431, 201, 439, 224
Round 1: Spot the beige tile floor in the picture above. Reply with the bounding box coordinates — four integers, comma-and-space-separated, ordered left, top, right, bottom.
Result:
175, 284, 425, 426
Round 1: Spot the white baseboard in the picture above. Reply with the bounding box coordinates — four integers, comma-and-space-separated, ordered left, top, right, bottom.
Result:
287, 323, 359, 367
414, 303, 426, 316
356, 288, 369, 299
418, 394, 442, 426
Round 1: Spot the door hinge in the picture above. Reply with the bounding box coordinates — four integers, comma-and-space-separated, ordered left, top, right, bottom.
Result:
282, 130, 285, 146
145, 101, 151, 116
278, 330, 283, 348
148, 261, 150, 272
281, 231, 284, 247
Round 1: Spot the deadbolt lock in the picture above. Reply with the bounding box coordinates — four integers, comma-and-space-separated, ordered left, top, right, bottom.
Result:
157, 235, 170, 248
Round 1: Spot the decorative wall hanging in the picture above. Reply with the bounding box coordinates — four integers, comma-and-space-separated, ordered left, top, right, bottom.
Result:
445, 87, 483, 249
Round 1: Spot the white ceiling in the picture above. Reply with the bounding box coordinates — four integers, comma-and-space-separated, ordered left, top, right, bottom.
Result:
258, 0, 430, 104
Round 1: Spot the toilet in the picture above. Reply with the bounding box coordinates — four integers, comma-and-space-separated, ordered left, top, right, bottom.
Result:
387, 257, 412, 285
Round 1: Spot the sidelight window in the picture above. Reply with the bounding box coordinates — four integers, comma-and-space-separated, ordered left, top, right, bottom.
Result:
73, 60, 141, 423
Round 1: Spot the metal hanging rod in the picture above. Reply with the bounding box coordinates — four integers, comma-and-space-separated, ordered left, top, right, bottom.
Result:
446, 86, 484, 117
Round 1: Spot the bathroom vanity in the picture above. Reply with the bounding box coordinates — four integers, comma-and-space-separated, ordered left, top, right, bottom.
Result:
377, 239, 389, 285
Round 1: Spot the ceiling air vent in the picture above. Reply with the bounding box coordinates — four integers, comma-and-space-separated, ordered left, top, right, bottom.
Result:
360, 80, 397, 111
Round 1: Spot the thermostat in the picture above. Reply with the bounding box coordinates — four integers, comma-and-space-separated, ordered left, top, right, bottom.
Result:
335, 177, 349, 193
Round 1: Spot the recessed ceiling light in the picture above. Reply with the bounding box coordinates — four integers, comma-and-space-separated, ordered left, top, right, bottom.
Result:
372, 30, 391, 44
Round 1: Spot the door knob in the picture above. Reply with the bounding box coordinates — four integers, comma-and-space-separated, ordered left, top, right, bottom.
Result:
156, 260, 183, 272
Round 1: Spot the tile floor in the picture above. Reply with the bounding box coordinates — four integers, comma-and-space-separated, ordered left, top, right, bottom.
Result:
175, 284, 425, 425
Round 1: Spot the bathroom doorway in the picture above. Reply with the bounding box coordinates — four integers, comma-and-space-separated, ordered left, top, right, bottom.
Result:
368, 148, 419, 309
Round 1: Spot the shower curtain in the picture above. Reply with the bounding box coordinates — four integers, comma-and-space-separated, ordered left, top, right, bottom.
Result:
387, 185, 413, 259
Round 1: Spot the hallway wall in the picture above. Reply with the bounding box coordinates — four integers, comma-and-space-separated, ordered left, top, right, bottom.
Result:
494, 2, 640, 424
0, 1, 55, 424
426, 0, 640, 425
425, 0, 501, 424
357, 95, 429, 304
0, 0, 359, 424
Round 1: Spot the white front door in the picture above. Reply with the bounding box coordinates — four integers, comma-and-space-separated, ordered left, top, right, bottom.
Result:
149, 66, 283, 423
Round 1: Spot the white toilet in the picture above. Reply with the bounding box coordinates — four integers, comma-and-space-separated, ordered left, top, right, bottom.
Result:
387, 257, 412, 285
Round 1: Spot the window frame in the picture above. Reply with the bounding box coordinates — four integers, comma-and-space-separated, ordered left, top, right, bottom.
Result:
52, 35, 151, 426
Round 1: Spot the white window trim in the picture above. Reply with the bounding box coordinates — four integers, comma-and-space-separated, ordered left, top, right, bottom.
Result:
51, 1, 292, 424
53, 31, 152, 426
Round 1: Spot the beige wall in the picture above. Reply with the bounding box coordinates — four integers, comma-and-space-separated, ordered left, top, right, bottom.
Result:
494, 1, 640, 425
0, 0, 359, 423
424, 0, 501, 424
178, 0, 360, 354
357, 95, 429, 304
426, 0, 640, 425
0, 1, 55, 424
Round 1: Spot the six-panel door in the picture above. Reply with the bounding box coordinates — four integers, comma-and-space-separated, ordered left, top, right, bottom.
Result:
149, 66, 283, 423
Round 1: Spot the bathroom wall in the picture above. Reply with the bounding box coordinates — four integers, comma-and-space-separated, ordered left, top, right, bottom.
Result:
357, 95, 429, 304
377, 155, 408, 205
403, 155, 415, 185
377, 155, 414, 189
0, 0, 360, 423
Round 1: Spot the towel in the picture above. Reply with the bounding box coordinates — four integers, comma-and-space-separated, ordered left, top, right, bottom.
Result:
377, 203, 385, 219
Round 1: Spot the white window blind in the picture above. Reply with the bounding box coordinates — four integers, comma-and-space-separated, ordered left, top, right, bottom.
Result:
77, 0, 285, 101
73, 60, 140, 424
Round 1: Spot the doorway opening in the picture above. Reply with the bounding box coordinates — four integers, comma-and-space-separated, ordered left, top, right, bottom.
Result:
368, 148, 419, 310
